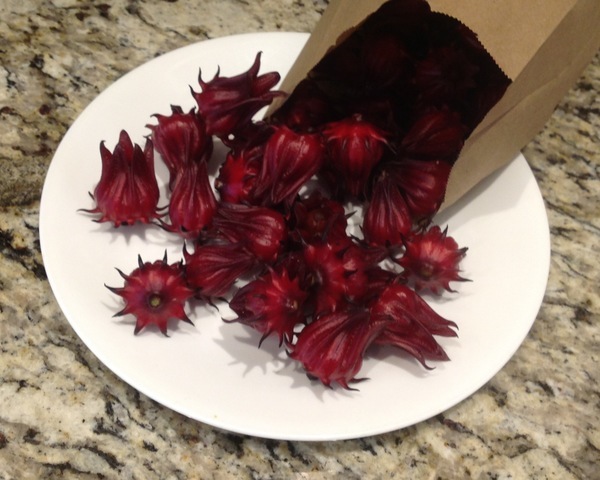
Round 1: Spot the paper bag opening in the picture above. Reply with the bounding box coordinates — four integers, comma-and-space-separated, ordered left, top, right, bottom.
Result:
267, 0, 600, 211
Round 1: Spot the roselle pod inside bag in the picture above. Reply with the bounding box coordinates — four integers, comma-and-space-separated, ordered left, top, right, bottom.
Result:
268, 0, 600, 210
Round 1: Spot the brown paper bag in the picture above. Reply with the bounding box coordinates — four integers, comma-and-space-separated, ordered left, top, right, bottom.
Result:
268, 0, 600, 210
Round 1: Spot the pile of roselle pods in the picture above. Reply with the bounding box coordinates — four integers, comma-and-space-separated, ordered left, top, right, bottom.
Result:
85, 0, 510, 389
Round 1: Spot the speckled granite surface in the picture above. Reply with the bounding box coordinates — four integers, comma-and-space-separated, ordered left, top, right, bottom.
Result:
1, 1, 599, 478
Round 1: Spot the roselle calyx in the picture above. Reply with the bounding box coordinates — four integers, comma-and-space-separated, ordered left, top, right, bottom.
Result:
414, 44, 479, 108
83, 130, 160, 227
228, 268, 308, 347
397, 225, 469, 295
106, 252, 195, 336
371, 283, 457, 336
363, 173, 412, 247
161, 160, 217, 240
361, 31, 412, 91
255, 125, 325, 207
148, 105, 213, 190
302, 236, 383, 315
401, 110, 466, 161
183, 242, 257, 298
289, 309, 390, 389
323, 114, 390, 198
192, 52, 284, 140
269, 79, 334, 132
384, 158, 452, 225
212, 203, 287, 264
291, 191, 349, 244
214, 143, 263, 204
315, 28, 412, 96
370, 283, 457, 367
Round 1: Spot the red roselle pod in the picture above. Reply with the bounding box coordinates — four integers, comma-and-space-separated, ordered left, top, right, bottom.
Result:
384, 158, 452, 225
269, 79, 335, 132
161, 160, 218, 240
322, 114, 390, 198
397, 225, 469, 295
214, 143, 263, 204
212, 203, 287, 264
183, 242, 257, 298
363, 173, 412, 247
106, 252, 195, 336
362, 265, 402, 305
302, 237, 383, 316
191, 52, 284, 140
360, 31, 412, 90
370, 283, 457, 367
371, 283, 458, 337
227, 267, 308, 347
312, 30, 410, 97
255, 125, 325, 207
82, 130, 160, 227
289, 308, 390, 389
414, 45, 479, 107
401, 109, 466, 161
291, 191, 349, 244
147, 105, 213, 190
272, 250, 312, 293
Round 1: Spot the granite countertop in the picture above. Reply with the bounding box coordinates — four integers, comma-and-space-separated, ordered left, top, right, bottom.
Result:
1, 1, 599, 478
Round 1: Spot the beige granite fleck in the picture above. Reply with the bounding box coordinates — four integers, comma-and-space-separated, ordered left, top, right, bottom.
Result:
1, 1, 599, 479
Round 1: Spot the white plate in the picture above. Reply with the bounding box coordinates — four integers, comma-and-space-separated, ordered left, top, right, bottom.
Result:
40, 32, 550, 441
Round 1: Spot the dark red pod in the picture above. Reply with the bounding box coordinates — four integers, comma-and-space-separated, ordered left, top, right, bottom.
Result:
385, 158, 452, 225
161, 160, 218, 240
303, 237, 381, 316
360, 31, 412, 90
215, 144, 263, 204
401, 109, 466, 161
323, 114, 389, 197
183, 242, 257, 298
212, 203, 287, 264
255, 125, 325, 206
397, 225, 469, 294
361, 266, 402, 305
370, 283, 457, 367
374, 319, 451, 368
192, 52, 284, 139
228, 268, 308, 347
106, 252, 195, 336
269, 79, 334, 132
371, 283, 457, 337
147, 105, 213, 190
291, 191, 349, 244
83, 130, 160, 227
363, 173, 412, 247
414, 45, 479, 107
289, 308, 390, 389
